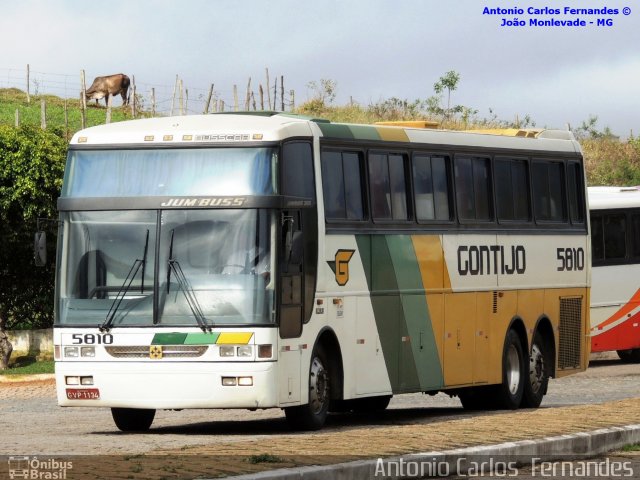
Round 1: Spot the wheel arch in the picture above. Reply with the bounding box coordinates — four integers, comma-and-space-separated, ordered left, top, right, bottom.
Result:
506, 315, 528, 353
533, 315, 557, 377
312, 327, 344, 401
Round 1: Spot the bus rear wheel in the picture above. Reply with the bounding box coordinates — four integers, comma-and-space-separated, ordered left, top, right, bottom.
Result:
522, 332, 549, 408
617, 348, 640, 363
284, 346, 330, 430
111, 408, 155, 432
494, 329, 525, 409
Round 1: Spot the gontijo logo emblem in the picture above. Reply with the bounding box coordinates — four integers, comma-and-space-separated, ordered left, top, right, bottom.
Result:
327, 249, 355, 286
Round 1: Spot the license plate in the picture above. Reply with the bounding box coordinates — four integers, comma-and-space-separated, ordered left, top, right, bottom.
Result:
66, 388, 100, 400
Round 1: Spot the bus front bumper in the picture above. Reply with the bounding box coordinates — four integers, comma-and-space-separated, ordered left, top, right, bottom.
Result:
55, 361, 278, 409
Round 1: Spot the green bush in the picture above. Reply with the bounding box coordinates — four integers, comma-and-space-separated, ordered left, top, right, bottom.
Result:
0, 125, 66, 329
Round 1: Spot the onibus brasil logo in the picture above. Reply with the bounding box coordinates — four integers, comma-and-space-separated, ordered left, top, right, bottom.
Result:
8, 456, 73, 479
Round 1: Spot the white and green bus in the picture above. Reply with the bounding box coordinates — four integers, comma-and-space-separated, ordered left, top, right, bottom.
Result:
50, 114, 590, 431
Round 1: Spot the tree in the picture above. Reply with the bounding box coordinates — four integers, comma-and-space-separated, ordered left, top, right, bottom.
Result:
428, 70, 476, 123
433, 70, 461, 120
0, 125, 67, 330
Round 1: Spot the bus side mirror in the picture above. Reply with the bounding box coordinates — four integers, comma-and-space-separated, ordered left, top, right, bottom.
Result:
34, 231, 47, 267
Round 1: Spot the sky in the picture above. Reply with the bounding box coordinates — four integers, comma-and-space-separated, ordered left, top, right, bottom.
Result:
1, 0, 638, 136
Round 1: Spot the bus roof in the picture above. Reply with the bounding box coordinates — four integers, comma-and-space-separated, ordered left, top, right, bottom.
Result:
588, 186, 640, 210
70, 113, 581, 154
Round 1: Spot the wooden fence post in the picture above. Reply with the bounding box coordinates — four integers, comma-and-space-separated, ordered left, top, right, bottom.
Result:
259, 85, 264, 110
290, 90, 295, 111
178, 78, 184, 115
233, 85, 238, 111
106, 94, 112, 124
80, 70, 87, 111
26, 64, 30, 104
245, 78, 251, 110
40, 99, 46, 130
14, 109, 20, 127
151, 88, 156, 117
251, 92, 256, 111
171, 74, 178, 116
204, 84, 214, 114
265, 68, 271, 110
130, 75, 136, 118
280, 75, 284, 111
80, 92, 86, 129
273, 76, 278, 110
64, 100, 69, 138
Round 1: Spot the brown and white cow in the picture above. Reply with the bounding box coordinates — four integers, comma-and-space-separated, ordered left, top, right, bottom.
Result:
85, 73, 130, 106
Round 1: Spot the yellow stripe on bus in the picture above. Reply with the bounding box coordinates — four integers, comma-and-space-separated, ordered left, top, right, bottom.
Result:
216, 332, 253, 344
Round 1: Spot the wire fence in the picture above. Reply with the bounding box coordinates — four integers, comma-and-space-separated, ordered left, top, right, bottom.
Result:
0, 65, 297, 130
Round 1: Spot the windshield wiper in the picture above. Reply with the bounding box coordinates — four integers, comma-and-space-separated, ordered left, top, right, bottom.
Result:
100, 230, 149, 332
165, 229, 211, 332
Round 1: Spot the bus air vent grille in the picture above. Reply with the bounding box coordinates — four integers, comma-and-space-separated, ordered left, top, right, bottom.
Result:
105, 345, 208, 358
558, 297, 582, 369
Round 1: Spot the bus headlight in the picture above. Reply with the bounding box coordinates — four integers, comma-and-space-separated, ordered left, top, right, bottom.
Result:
65, 376, 80, 385
237, 345, 253, 357
219, 346, 235, 357
64, 347, 79, 358
81, 347, 96, 358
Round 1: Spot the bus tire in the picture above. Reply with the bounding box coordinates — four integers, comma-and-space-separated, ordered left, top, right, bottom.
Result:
494, 329, 525, 409
284, 346, 330, 430
111, 408, 155, 432
522, 332, 549, 408
617, 348, 640, 363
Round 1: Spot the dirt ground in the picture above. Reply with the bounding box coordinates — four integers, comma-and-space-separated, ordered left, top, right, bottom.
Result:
2, 354, 639, 479
2, 382, 640, 479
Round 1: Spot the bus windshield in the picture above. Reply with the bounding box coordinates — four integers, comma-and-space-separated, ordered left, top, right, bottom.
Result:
62, 147, 277, 197
57, 209, 275, 327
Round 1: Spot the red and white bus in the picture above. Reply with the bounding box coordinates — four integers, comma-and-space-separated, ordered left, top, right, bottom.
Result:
589, 186, 640, 362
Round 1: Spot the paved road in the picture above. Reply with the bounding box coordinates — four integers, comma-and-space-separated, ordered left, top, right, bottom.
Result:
1, 354, 639, 457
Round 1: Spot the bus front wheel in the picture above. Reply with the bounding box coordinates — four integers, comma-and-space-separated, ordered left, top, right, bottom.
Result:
111, 407, 156, 432
522, 332, 549, 408
284, 346, 330, 430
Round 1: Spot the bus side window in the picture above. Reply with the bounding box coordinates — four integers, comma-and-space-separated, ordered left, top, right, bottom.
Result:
590, 214, 604, 262
454, 156, 493, 222
567, 162, 585, 224
532, 160, 567, 222
603, 214, 626, 260
282, 142, 315, 201
631, 214, 640, 259
412, 154, 451, 222
320, 150, 365, 221
494, 158, 530, 222
368, 152, 409, 221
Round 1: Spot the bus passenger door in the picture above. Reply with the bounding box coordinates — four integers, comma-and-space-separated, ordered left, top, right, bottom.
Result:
278, 210, 304, 403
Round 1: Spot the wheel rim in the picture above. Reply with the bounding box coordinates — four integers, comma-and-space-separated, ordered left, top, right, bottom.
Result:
529, 343, 545, 394
309, 356, 329, 415
506, 344, 521, 395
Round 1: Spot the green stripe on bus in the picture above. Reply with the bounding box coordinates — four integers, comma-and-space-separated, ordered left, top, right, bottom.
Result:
184, 332, 220, 345
151, 333, 188, 345
386, 236, 444, 390
317, 123, 355, 139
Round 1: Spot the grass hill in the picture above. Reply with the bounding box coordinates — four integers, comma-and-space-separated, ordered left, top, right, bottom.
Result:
1, 87, 639, 186
0, 87, 136, 139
